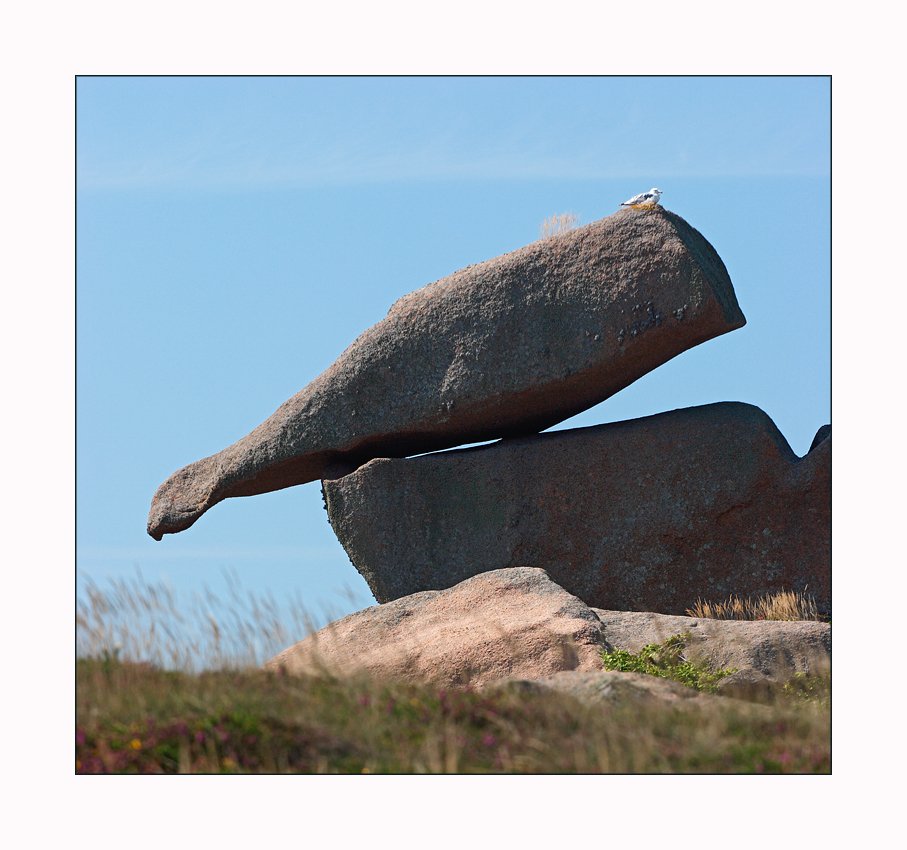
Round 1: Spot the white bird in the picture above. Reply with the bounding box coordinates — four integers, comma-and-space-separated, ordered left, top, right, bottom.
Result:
620, 188, 663, 209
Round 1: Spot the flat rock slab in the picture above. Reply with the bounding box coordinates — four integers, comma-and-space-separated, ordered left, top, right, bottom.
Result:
497, 669, 712, 706
323, 402, 830, 615
489, 670, 770, 715
149, 207, 744, 539
263, 567, 606, 689
591, 609, 830, 699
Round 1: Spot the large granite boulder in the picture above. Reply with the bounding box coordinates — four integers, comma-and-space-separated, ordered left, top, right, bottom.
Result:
149, 207, 744, 539
263, 567, 607, 689
322, 402, 830, 616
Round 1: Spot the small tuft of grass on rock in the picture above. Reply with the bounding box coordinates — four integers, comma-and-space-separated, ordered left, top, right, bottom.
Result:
686, 588, 826, 622
539, 212, 581, 238
780, 671, 831, 708
600, 633, 738, 694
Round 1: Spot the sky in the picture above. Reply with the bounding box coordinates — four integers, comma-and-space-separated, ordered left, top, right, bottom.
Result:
76, 76, 831, 662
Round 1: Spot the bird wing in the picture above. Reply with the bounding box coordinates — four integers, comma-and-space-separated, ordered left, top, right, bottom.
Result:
621, 192, 648, 205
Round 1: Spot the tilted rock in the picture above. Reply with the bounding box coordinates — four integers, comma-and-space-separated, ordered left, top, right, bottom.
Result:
149, 207, 744, 539
262, 568, 606, 689
322, 402, 830, 615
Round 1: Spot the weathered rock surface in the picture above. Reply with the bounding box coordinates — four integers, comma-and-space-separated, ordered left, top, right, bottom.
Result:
149, 207, 744, 539
263, 568, 607, 689
591, 609, 830, 699
264, 567, 829, 704
492, 669, 713, 706
322, 402, 830, 615
489, 670, 770, 715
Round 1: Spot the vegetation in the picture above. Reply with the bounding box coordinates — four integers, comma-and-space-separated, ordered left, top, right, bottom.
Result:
781, 672, 831, 708
76, 655, 830, 774
600, 632, 738, 694
539, 212, 581, 238
76, 573, 830, 774
686, 588, 824, 622
77, 570, 336, 673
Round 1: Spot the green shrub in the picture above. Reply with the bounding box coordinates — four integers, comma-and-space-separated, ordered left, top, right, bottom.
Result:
600, 633, 738, 694
781, 671, 831, 708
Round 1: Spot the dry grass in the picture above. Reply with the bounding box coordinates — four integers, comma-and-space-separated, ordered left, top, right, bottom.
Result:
76, 573, 830, 774
76, 657, 829, 774
685, 589, 823, 622
77, 570, 337, 672
539, 212, 581, 238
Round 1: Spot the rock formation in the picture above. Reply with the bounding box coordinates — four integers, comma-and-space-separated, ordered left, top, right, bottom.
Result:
264, 567, 830, 701
322, 402, 830, 616
150, 199, 830, 699
489, 671, 771, 715
591, 608, 831, 699
263, 567, 607, 689
148, 207, 744, 540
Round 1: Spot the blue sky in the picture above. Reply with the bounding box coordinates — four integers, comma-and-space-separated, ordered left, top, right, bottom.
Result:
76, 76, 830, 655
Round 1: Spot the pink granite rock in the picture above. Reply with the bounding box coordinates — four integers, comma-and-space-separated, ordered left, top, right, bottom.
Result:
322, 403, 830, 616
263, 568, 606, 689
490, 670, 747, 712
262, 566, 830, 700
591, 608, 831, 699
149, 207, 744, 539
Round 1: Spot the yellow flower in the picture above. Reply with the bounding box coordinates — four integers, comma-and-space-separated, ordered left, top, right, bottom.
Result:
130, 739, 141, 750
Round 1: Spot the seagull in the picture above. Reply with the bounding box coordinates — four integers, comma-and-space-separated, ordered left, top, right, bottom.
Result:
620, 188, 663, 209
